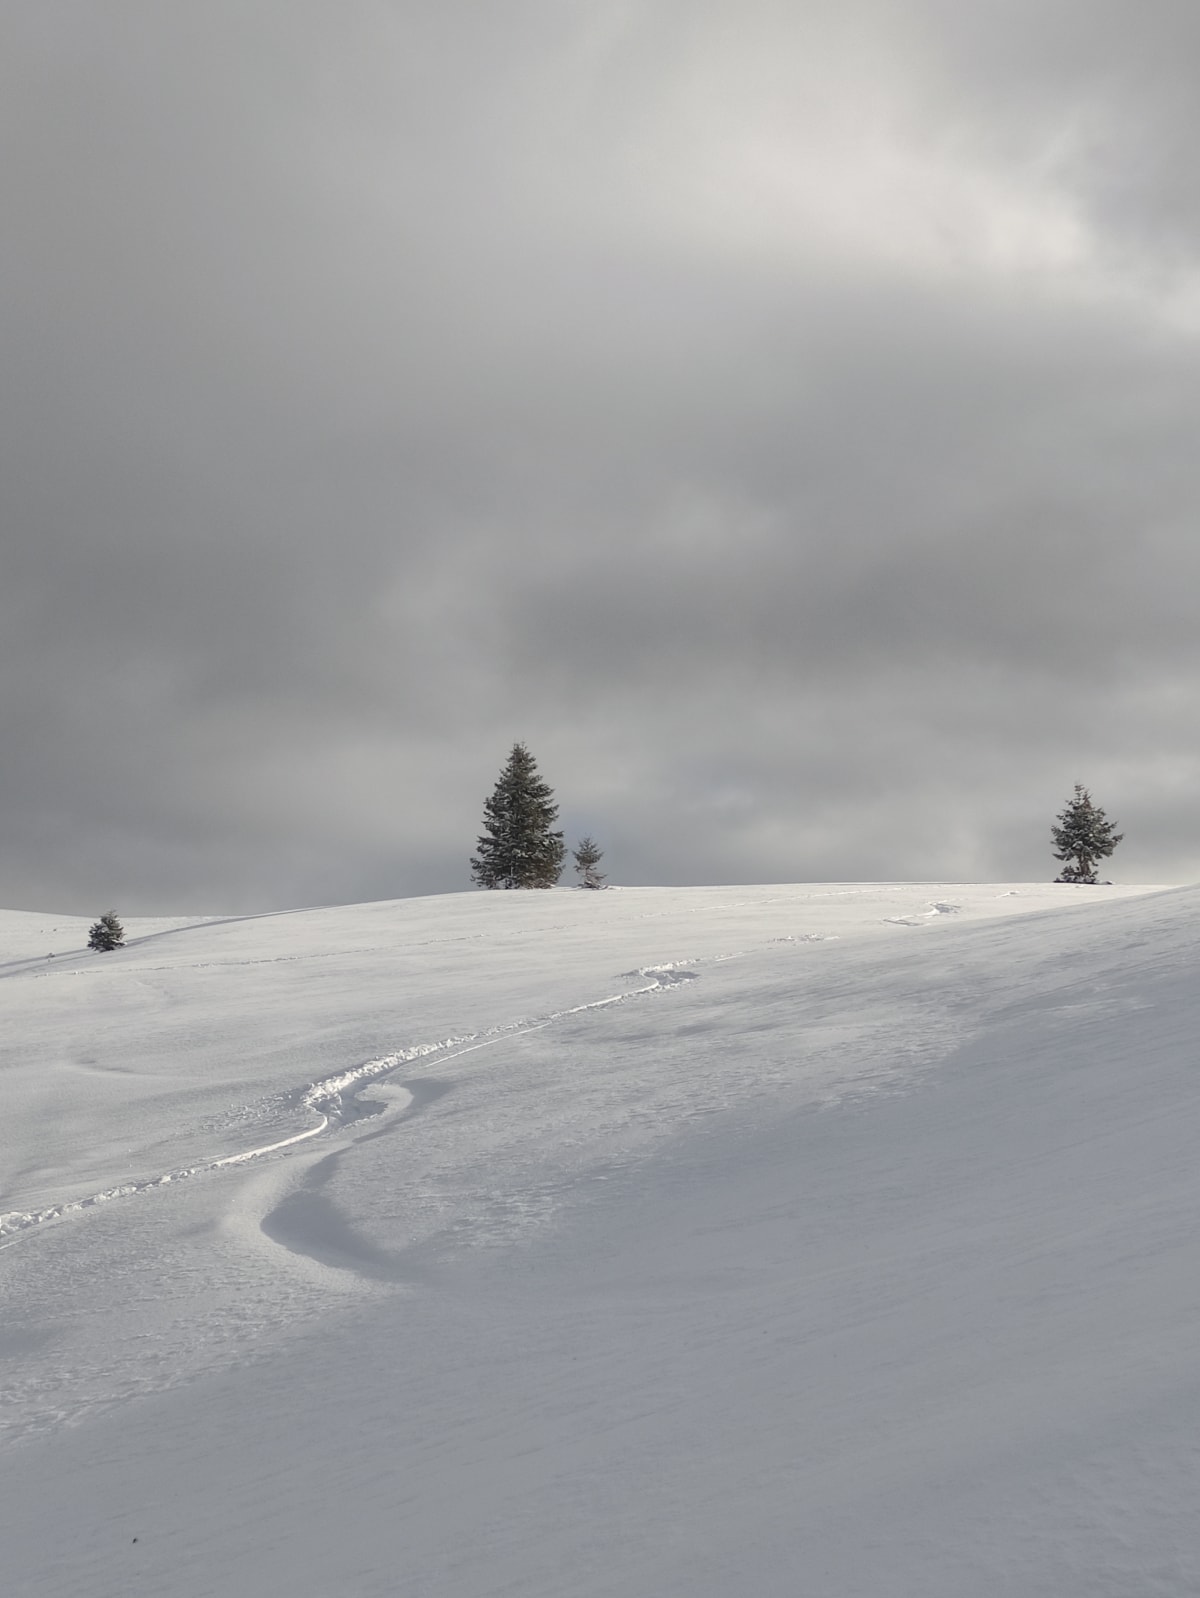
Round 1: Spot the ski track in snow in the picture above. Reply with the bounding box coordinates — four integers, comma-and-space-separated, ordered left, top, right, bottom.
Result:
0, 962, 707, 1250
0, 890, 1034, 1252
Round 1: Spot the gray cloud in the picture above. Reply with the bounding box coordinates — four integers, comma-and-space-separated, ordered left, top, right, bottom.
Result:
2, 1, 1198, 912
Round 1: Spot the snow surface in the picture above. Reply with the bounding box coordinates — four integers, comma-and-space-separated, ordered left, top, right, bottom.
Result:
2, 879, 1198, 1596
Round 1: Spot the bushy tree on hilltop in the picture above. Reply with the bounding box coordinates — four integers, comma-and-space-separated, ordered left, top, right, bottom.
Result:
88, 911, 125, 951
471, 742, 565, 889
1052, 785, 1123, 883
572, 836, 607, 889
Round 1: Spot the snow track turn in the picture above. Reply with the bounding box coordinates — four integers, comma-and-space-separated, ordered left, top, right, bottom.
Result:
0, 962, 698, 1248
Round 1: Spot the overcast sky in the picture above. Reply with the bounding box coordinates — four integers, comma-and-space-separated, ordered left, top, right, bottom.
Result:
4, 1, 1199, 913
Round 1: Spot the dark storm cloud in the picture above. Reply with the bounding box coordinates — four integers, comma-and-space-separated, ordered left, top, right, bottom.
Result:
2, 0, 1198, 911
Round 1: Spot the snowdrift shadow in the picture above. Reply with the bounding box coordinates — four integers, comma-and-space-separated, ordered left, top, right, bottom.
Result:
259, 1190, 404, 1278
260, 1078, 455, 1281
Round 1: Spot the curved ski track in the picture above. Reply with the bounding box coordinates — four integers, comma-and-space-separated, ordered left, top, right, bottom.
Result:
0, 964, 701, 1250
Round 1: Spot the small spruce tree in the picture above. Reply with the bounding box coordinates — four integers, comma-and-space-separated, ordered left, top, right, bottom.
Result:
471, 742, 565, 889
572, 836, 607, 889
1051, 785, 1124, 883
88, 911, 125, 951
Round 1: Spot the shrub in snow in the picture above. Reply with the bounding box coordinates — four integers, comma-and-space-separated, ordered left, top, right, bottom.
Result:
1052, 785, 1123, 884
88, 912, 125, 951
572, 836, 607, 889
471, 742, 565, 889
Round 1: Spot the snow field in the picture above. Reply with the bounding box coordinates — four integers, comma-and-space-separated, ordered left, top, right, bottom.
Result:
1, 879, 1196, 1596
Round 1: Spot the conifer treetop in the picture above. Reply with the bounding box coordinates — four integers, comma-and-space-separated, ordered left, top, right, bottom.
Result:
572, 836, 606, 889
1051, 784, 1124, 884
88, 911, 125, 952
471, 742, 565, 890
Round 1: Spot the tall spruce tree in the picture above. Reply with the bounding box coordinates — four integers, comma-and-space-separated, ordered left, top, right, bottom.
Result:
1051, 784, 1124, 883
572, 836, 606, 889
471, 743, 565, 889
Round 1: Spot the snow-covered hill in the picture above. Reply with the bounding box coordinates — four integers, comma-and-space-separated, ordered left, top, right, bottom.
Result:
2, 880, 1197, 1597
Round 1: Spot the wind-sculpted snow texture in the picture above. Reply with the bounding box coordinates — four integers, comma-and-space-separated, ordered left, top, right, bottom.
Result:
2, 880, 1198, 1597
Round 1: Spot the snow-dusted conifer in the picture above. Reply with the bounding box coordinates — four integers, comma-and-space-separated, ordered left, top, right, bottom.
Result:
1051, 785, 1123, 883
471, 743, 565, 889
572, 836, 607, 889
88, 911, 125, 951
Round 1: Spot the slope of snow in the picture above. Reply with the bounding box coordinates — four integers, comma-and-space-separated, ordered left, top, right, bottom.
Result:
1, 880, 1197, 1596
